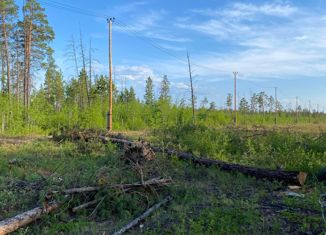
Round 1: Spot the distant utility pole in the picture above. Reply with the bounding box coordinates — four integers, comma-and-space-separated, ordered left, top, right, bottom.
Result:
274, 87, 278, 126
187, 52, 196, 123
107, 17, 114, 131
295, 96, 298, 123
309, 100, 311, 123
233, 72, 238, 126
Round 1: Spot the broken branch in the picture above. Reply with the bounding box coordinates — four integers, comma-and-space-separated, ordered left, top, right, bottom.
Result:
112, 196, 172, 235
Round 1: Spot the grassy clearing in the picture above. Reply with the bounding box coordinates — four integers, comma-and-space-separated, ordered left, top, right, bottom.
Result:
0, 135, 325, 234
154, 124, 326, 175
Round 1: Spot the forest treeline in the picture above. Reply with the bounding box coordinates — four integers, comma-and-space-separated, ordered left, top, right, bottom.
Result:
0, 0, 325, 134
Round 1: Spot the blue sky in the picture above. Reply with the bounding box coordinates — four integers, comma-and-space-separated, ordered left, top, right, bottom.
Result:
19, 0, 326, 110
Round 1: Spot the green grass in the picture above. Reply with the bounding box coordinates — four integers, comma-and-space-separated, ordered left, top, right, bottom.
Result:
154, 123, 326, 174
0, 135, 325, 234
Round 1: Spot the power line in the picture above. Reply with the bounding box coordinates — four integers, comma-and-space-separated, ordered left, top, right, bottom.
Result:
39, 0, 226, 73
38, 0, 103, 18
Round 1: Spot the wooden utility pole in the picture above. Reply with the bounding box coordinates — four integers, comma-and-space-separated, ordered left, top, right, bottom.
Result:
187, 52, 195, 123
107, 18, 114, 131
233, 72, 238, 126
274, 87, 278, 126
309, 100, 311, 123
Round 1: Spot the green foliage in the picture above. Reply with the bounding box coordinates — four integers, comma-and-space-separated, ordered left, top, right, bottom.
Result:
156, 123, 326, 173
159, 75, 171, 104
23, 0, 55, 66
144, 76, 154, 106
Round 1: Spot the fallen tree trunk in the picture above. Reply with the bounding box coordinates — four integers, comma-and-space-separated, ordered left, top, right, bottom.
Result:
0, 202, 59, 235
112, 196, 172, 235
107, 137, 307, 186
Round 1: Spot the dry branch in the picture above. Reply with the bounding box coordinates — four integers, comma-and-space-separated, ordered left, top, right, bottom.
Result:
112, 196, 172, 235
72, 199, 101, 213
53, 178, 172, 195
0, 202, 59, 235
63, 186, 100, 194
108, 137, 307, 186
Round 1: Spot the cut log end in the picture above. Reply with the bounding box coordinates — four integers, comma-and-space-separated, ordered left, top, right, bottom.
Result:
297, 172, 308, 186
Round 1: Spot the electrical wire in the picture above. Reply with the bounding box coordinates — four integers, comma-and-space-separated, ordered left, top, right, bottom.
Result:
34, 0, 306, 108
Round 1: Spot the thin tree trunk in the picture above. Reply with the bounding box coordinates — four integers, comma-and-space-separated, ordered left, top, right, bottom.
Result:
1, 15, 11, 95
89, 38, 92, 98
1, 48, 5, 93
23, 4, 33, 110
70, 35, 81, 107
79, 30, 89, 106
15, 34, 20, 103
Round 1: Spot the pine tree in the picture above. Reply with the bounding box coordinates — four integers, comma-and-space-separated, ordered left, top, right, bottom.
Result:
250, 93, 258, 112
159, 75, 170, 103
226, 93, 232, 111
128, 86, 136, 103
44, 48, 56, 102
94, 75, 108, 96
22, 0, 54, 108
144, 76, 154, 106
53, 70, 64, 111
201, 97, 208, 108
209, 102, 216, 110
267, 96, 275, 113
78, 68, 88, 108
66, 78, 79, 104
0, 0, 18, 95
44, 49, 64, 111
239, 97, 249, 113
12, 23, 25, 101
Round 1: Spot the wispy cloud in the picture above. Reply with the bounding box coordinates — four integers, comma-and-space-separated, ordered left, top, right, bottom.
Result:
225, 2, 298, 18
156, 43, 186, 52
115, 10, 165, 32
113, 8, 191, 44
188, 2, 297, 19
171, 1, 326, 82
115, 65, 156, 81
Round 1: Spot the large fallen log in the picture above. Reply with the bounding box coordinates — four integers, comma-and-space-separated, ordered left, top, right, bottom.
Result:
107, 137, 307, 186
0, 202, 59, 235
112, 196, 172, 235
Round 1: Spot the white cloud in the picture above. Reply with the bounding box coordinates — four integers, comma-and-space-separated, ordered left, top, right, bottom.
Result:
229, 2, 297, 18
115, 10, 165, 33
175, 19, 251, 39
114, 9, 191, 43
170, 2, 326, 82
144, 32, 191, 43
172, 82, 189, 90
115, 65, 156, 81
188, 2, 297, 19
